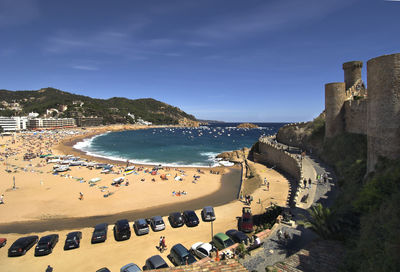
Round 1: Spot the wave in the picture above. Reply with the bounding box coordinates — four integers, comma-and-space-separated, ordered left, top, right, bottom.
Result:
73, 131, 111, 151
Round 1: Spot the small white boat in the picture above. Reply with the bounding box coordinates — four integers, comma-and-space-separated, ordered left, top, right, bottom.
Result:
101, 169, 111, 174
69, 161, 84, 166
89, 177, 101, 183
54, 165, 70, 172
125, 166, 135, 172
113, 177, 125, 183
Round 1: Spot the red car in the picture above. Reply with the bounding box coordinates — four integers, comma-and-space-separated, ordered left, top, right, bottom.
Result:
239, 207, 254, 233
0, 238, 6, 248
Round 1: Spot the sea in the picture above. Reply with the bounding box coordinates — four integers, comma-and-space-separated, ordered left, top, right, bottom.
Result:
74, 122, 286, 167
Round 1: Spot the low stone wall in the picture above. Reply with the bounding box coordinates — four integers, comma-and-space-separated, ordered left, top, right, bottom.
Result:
344, 99, 367, 135
254, 137, 302, 181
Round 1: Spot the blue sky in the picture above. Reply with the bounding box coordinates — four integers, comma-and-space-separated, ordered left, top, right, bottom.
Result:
0, 0, 399, 122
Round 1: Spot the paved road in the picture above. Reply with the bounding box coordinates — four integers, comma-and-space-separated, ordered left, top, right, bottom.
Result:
242, 139, 337, 272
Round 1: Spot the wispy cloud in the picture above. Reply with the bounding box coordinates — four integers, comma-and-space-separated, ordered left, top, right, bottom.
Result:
71, 65, 99, 71
0, 0, 39, 27
193, 0, 357, 41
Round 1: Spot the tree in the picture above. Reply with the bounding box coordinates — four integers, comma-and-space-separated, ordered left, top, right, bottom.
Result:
298, 203, 339, 240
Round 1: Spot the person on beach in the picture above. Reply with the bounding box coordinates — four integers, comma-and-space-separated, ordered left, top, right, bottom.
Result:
303, 179, 307, 189
161, 236, 166, 251
308, 178, 312, 189
79, 192, 84, 200
266, 181, 270, 191
0, 194, 4, 204
45, 265, 53, 272
158, 236, 163, 251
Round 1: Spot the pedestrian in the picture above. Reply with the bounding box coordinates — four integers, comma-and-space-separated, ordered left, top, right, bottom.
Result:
158, 236, 163, 251
277, 229, 282, 240
161, 236, 166, 251
264, 177, 267, 185
303, 179, 307, 189
308, 178, 312, 189
0, 194, 4, 204
79, 192, 84, 200
45, 265, 53, 272
266, 181, 270, 191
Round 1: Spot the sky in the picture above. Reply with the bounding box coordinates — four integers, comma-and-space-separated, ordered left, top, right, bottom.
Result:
0, 0, 399, 122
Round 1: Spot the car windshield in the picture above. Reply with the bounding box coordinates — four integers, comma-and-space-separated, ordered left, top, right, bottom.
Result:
155, 220, 163, 225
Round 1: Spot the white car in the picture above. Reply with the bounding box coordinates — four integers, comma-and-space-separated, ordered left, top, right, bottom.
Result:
190, 242, 213, 259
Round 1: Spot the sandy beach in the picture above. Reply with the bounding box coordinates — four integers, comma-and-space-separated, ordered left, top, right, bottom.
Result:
0, 125, 289, 271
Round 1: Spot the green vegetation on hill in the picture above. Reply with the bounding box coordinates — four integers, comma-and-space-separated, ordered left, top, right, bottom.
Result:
321, 133, 400, 271
0, 87, 196, 125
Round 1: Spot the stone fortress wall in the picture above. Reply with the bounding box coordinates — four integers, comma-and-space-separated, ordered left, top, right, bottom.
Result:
254, 137, 302, 181
325, 53, 400, 172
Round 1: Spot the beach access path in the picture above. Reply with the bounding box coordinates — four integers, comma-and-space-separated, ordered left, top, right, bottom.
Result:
241, 141, 338, 272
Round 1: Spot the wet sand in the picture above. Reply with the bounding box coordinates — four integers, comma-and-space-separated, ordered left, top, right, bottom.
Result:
0, 168, 241, 234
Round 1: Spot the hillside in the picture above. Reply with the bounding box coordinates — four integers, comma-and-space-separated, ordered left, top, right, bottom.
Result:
0, 87, 197, 125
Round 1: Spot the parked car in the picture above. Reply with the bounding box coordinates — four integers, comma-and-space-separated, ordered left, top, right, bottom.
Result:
201, 206, 216, 222
35, 234, 59, 256
182, 210, 199, 227
133, 219, 149, 235
169, 243, 197, 266
91, 223, 108, 244
168, 212, 184, 228
96, 268, 111, 272
0, 238, 6, 248
8, 235, 38, 257
226, 229, 249, 245
64, 231, 82, 250
212, 233, 235, 250
150, 216, 165, 232
239, 207, 253, 233
120, 263, 142, 272
143, 255, 169, 270
114, 219, 131, 241
190, 242, 213, 259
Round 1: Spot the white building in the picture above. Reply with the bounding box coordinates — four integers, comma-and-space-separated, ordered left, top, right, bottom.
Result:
0, 117, 27, 132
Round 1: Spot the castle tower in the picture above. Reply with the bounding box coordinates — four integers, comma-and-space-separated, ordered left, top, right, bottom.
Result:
325, 82, 346, 138
343, 61, 363, 90
367, 53, 400, 172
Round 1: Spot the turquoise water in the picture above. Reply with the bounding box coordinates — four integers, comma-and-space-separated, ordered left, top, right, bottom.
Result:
74, 123, 285, 167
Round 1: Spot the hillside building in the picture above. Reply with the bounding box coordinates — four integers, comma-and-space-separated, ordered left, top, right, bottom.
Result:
75, 117, 103, 127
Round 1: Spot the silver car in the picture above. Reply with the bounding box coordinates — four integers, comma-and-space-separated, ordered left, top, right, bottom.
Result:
134, 219, 149, 235
120, 263, 141, 272
150, 216, 165, 231
201, 206, 216, 222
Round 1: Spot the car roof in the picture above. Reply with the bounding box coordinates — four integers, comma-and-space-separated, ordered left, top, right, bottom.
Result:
39, 234, 57, 242
148, 255, 166, 266
94, 223, 108, 230
194, 242, 212, 252
152, 215, 162, 220
170, 212, 181, 217
203, 206, 213, 211
226, 229, 238, 236
214, 233, 230, 241
120, 263, 141, 272
67, 231, 81, 238
171, 243, 189, 255
136, 218, 147, 224
116, 219, 129, 225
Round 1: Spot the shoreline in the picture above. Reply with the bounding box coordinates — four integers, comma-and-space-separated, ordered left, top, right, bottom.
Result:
0, 167, 241, 234
56, 125, 230, 171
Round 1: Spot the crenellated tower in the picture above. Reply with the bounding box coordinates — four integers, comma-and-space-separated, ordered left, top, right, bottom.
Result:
343, 61, 363, 90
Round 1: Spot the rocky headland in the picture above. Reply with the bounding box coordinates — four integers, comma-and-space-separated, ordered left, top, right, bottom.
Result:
237, 123, 259, 128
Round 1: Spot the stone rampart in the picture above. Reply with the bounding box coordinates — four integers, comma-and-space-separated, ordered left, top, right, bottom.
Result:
343, 99, 367, 135
254, 137, 302, 181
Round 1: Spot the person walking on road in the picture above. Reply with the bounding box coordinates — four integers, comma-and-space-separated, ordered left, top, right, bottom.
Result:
308, 178, 312, 189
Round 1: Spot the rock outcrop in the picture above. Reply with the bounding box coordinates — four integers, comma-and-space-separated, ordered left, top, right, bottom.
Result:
237, 123, 259, 128
216, 147, 250, 163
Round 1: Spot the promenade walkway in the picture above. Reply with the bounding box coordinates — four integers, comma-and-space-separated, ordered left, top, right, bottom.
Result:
241, 139, 338, 272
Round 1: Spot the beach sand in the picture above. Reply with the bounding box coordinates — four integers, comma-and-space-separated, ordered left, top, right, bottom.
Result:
0, 126, 289, 271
